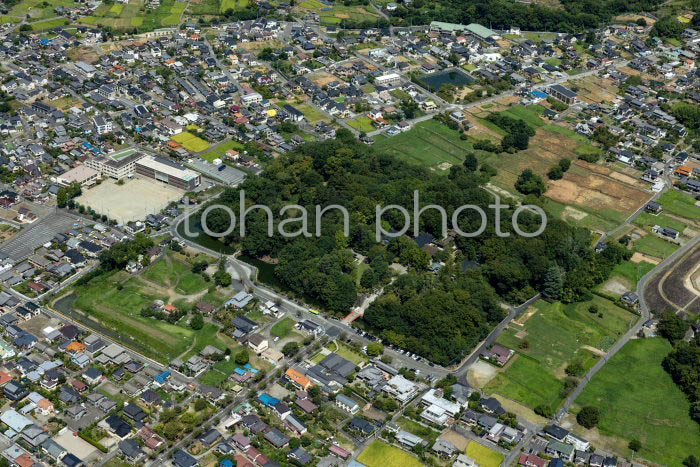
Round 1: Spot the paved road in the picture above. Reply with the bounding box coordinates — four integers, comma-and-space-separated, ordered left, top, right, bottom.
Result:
555, 232, 700, 421
456, 293, 541, 382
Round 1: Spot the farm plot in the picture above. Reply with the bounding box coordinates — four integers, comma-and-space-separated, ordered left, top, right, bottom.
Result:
486, 296, 635, 410
570, 76, 619, 104
295, 1, 382, 24
573, 338, 700, 467
10, 0, 81, 20
172, 131, 211, 153
200, 140, 244, 162
80, 0, 185, 31
373, 119, 473, 172
657, 190, 700, 220
357, 441, 425, 467
465, 442, 505, 467
479, 119, 650, 232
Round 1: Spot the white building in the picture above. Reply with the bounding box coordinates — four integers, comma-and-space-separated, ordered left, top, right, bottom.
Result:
375, 73, 401, 87
382, 375, 418, 403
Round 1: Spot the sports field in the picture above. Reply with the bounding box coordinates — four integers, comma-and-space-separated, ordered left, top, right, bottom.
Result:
172, 131, 211, 153
357, 441, 425, 467
465, 442, 505, 467
373, 119, 473, 172
76, 178, 183, 224
574, 338, 700, 466
487, 296, 635, 410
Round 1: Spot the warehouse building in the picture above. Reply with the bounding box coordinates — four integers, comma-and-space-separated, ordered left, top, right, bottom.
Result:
135, 155, 201, 190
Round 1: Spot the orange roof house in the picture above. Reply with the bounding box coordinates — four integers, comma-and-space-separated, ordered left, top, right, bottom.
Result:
164, 304, 178, 314
676, 165, 692, 177
66, 341, 86, 353
285, 368, 313, 390
0, 371, 11, 386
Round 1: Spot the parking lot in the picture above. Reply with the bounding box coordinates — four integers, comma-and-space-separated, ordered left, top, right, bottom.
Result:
0, 209, 84, 261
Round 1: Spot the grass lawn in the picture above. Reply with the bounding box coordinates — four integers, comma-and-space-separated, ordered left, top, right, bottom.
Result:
297, 103, 328, 123
373, 119, 472, 172
199, 369, 228, 386
486, 356, 565, 409
333, 342, 368, 365
487, 296, 635, 410
574, 338, 700, 466
357, 441, 425, 467
142, 253, 208, 295
172, 131, 211, 153
200, 140, 244, 162
66, 271, 201, 362
501, 104, 545, 128
633, 234, 679, 259
632, 212, 688, 232
657, 190, 700, 220
396, 416, 440, 444
465, 442, 505, 467
270, 317, 296, 338
599, 259, 656, 290
31, 17, 70, 30
347, 116, 375, 133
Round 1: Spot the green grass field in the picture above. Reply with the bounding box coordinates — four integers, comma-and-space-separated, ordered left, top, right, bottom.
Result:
633, 233, 679, 259
374, 119, 473, 172
200, 140, 244, 162
465, 442, 505, 467
31, 17, 69, 30
67, 270, 223, 363
142, 253, 208, 295
10, 0, 80, 20
81, 0, 185, 31
347, 116, 375, 133
487, 296, 635, 409
396, 417, 440, 444
633, 211, 688, 232
574, 338, 700, 466
597, 259, 656, 293
358, 441, 425, 467
270, 317, 296, 338
501, 104, 546, 128
172, 131, 211, 153
657, 190, 700, 219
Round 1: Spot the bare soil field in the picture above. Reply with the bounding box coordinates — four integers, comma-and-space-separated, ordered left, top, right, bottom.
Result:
309, 71, 340, 86
467, 360, 499, 388
439, 430, 470, 451
572, 76, 619, 104
546, 162, 650, 217
602, 276, 632, 296
631, 252, 659, 265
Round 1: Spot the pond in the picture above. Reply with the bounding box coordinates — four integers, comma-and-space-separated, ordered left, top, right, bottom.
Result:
420, 69, 476, 91
176, 215, 237, 254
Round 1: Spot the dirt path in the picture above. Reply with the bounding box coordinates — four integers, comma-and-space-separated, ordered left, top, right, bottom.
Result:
580, 345, 606, 357
137, 275, 209, 302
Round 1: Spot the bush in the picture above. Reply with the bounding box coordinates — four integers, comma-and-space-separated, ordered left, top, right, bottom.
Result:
577, 406, 600, 428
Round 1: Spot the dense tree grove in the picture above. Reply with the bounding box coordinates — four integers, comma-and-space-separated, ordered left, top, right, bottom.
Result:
387, 0, 664, 33
486, 113, 536, 152
196, 129, 625, 363
663, 338, 700, 423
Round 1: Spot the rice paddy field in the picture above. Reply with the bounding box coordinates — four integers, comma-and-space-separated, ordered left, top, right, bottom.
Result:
172, 131, 211, 153
9, 0, 80, 21
295, 0, 382, 24
80, 0, 187, 30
